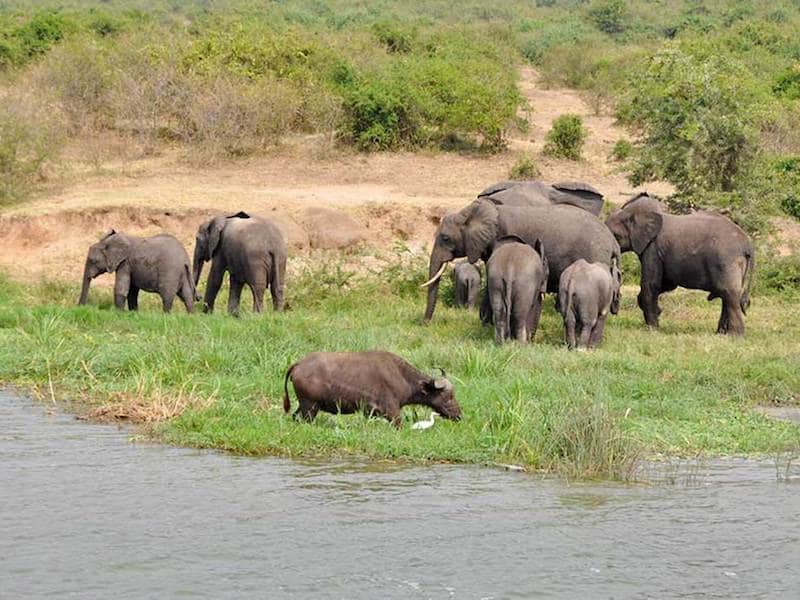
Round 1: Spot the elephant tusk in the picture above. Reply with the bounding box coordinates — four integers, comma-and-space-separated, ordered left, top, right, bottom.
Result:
420, 262, 449, 288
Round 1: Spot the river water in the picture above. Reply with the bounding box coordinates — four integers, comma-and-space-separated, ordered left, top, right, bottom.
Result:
1, 392, 798, 599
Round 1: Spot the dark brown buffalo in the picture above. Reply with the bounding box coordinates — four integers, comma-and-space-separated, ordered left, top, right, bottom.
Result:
283, 351, 462, 427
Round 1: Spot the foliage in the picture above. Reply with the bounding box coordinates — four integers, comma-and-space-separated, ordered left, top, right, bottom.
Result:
756, 250, 800, 294
588, 0, 628, 35
508, 152, 541, 179
543, 114, 587, 160
610, 138, 632, 161
618, 44, 757, 197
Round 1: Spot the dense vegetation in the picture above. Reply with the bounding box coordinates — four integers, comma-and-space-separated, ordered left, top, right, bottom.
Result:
1, 261, 798, 479
1, 0, 800, 230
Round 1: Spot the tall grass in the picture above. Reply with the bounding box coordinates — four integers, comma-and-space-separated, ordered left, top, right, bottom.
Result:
1, 264, 798, 480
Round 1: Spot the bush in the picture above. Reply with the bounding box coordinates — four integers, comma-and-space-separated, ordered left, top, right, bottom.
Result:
508, 152, 541, 179
618, 44, 757, 197
756, 252, 800, 294
588, 0, 628, 35
781, 194, 800, 220
0, 94, 64, 204
611, 139, 633, 161
543, 114, 587, 160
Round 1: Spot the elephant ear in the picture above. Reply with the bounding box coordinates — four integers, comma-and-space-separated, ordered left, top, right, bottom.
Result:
207, 216, 228, 259
461, 200, 499, 264
227, 211, 250, 219
630, 212, 662, 254
101, 235, 130, 272
533, 238, 549, 294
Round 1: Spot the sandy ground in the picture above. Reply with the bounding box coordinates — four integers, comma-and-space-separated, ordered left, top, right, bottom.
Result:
0, 67, 682, 283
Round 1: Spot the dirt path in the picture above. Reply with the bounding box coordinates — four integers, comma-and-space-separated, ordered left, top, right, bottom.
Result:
2, 68, 672, 282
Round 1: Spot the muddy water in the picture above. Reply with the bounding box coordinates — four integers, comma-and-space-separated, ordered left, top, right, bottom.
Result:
2, 392, 798, 599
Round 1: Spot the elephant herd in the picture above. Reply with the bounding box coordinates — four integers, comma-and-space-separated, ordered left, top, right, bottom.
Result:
422, 180, 755, 340
78, 211, 287, 316
78, 180, 755, 345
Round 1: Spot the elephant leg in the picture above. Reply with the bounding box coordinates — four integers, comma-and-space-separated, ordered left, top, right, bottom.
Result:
638, 250, 663, 328
270, 254, 286, 312
178, 277, 194, 314
589, 315, 607, 348
718, 292, 745, 336
512, 303, 529, 344
227, 276, 245, 316
127, 286, 140, 311
578, 319, 593, 349
527, 296, 543, 342
490, 291, 506, 344
479, 288, 493, 326
203, 261, 226, 314
564, 314, 577, 350
638, 287, 661, 329
113, 267, 131, 310
160, 292, 175, 313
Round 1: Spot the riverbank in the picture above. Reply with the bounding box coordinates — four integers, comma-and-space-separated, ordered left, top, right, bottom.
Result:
1, 270, 798, 479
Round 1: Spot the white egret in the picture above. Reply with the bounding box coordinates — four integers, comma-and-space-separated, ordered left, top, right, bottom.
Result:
411, 411, 439, 430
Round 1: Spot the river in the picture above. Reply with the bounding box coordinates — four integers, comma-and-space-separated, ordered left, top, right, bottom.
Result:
1, 391, 798, 599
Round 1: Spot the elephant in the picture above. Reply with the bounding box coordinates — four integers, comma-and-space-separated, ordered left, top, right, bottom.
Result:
558, 258, 621, 350
620, 191, 666, 213
193, 211, 287, 316
78, 230, 194, 313
477, 180, 605, 216
487, 236, 548, 344
452, 262, 481, 309
421, 198, 621, 322
605, 200, 754, 335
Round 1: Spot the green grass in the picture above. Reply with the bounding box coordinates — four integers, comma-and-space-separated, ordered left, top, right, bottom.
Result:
1, 265, 798, 479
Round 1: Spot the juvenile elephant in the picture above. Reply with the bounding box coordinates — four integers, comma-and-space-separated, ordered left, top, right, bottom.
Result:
487, 236, 548, 344
78, 230, 194, 313
193, 212, 287, 315
478, 180, 605, 216
605, 200, 754, 335
283, 351, 462, 427
453, 262, 481, 308
558, 259, 621, 350
421, 198, 620, 322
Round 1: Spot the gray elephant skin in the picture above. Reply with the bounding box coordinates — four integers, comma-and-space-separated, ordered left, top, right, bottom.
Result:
452, 262, 481, 309
487, 236, 549, 344
283, 350, 462, 427
422, 198, 621, 322
193, 211, 287, 315
78, 230, 195, 313
605, 199, 754, 335
558, 259, 621, 350
478, 180, 605, 216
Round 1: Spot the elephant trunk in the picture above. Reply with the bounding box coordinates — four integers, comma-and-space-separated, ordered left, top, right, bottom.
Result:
78, 261, 93, 305
422, 249, 450, 322
192, 244, 205, 295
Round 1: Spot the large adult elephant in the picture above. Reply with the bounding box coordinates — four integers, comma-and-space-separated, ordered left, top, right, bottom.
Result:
477, 180, 605, 216
421, 199, 620, 322
193, 212, 287, 315
78, 230, 194, 313
605, 199, 754, 335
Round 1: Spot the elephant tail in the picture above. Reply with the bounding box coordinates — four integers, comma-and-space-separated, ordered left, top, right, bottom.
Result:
559, 278, 574, 319
740, 249, 755, 315
283, 363, 297, 413
503, 278, 512, 337
184, 263, 196, 297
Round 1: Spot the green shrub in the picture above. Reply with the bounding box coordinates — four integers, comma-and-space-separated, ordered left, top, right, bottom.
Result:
780, 193, 800, 220
618, 44, 757, 197
543, 114, 587, 160
509, 152, 541, 179
611, 139, 633, 161
372, 21, 413, 53
588, 0, 628, 35
0, 96, 64, 204
756, 252, 800, 294
773, 65, 800, 100
340, 78, 418, 150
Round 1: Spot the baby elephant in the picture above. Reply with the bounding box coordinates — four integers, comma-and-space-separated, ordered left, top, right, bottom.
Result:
558, 258, 622, 350
487, 236, 549, 344
78, 230, 195, 313
452, 262, 481, 308
283, 351, 462, 427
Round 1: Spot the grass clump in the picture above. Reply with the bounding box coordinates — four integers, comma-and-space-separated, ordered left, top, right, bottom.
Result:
610, 138, 633, 162
0, 265, 798, 480
508, 152, 541, 179
543, 114, 587, 160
